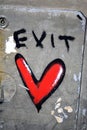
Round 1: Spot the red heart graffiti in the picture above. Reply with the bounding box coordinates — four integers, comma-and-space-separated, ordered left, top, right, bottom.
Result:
15, 54, 66, 112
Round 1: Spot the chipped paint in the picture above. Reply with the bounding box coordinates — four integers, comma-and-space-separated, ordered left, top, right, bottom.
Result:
51, 97, 73, 123
5, 35, 17, 54
77, 85, 80, 94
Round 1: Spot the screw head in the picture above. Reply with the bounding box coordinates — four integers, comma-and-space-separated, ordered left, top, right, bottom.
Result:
0, 16, 8, 29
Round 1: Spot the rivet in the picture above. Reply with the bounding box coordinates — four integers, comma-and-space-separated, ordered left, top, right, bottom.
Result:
0, 16, 9, 29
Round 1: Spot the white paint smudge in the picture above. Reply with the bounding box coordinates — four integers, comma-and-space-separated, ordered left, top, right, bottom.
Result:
82, 45, 84, 53
58, 108, 68, 119
51, 110, 55, 115
73, 72, 81, 82
19, 84, 29, 91
86, 35, 87, 41
56, 97, 62, 104
78, 72, 81, 81
77, 85, 80, 94
54, 115, 63, 123
5, 35, 17, 54
61, 54, 64, 58
73, 74, 78, 82
82, 108, 87, 116
55, 103, 61, 110
64, 106, 73, 113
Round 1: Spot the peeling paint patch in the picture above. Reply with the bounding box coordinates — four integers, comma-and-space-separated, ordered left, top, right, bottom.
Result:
5, 35, 17, 54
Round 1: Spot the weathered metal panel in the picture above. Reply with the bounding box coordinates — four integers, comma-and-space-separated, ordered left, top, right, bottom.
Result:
0, 5, 86, 130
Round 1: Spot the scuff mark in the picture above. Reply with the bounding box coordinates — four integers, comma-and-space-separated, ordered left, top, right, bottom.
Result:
55, 97, 62, 104
19, 84, 29, 91
76, 12, 86, 31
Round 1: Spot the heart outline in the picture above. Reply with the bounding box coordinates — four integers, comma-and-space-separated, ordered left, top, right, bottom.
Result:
15, 53, 66, 112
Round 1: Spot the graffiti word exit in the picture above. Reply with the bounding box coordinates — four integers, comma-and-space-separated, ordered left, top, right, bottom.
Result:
14, 28, 75, 52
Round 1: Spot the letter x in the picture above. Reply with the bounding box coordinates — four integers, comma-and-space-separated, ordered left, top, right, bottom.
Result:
32, 31, 46, 48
